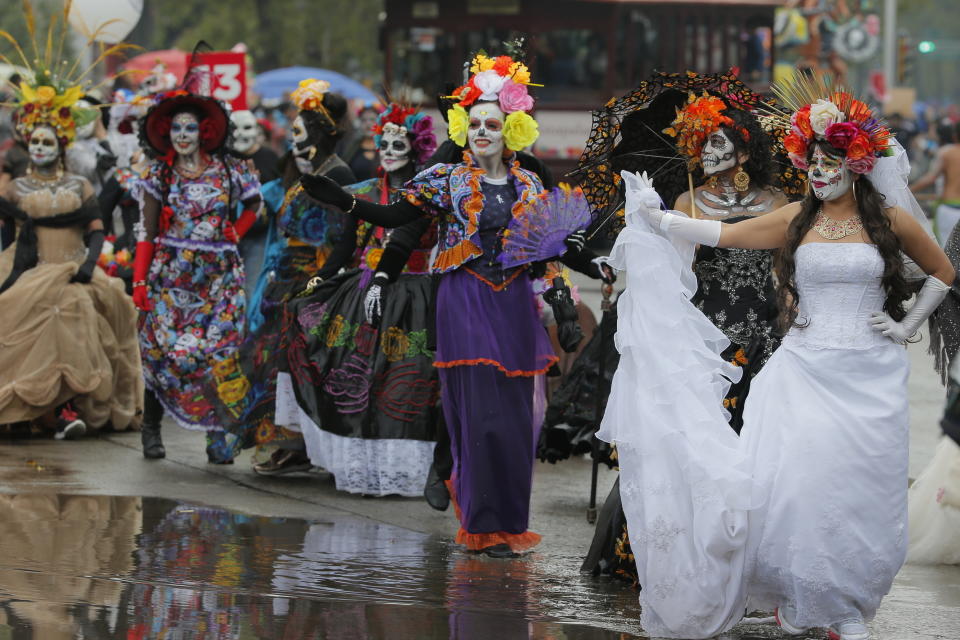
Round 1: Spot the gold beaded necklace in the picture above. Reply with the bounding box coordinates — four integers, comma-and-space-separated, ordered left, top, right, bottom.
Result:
812, 208, 863, 240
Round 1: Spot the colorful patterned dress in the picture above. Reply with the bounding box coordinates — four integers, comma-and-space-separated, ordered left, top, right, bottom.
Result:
222, 161, 356, 456
282, 176, 442, 496
135, 156, 260, 433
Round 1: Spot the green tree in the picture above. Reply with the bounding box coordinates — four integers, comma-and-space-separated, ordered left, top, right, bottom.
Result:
126, 0, 384, 80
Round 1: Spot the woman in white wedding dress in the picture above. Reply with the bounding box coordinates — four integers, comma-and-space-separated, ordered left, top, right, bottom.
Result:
602, 85, 954, 640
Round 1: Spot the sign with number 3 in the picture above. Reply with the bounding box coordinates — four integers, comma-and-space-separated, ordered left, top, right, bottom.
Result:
192, 52, 247, 110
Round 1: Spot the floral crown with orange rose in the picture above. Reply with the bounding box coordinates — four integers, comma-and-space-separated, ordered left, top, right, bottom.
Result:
663, 92, 752, 170
445, 53, 541, 152
772, 73, 892, 175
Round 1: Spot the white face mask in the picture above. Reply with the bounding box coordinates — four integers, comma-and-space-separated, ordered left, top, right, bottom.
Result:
171, 112, 200, 157
28, 127, 59, 167
467, 103, 505, 159
808, 146, 854, 201
701, 129, 737, 176
379, 129, 411, 173
231, 110, 259, 154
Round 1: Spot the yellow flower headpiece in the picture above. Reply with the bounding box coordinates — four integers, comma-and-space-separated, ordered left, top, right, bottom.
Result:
445, 53, 541, 149
1, 1, 139, 146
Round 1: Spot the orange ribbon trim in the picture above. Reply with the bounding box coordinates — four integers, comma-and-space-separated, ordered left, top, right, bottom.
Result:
445, 479, 542, 552
433, 355, 558, 378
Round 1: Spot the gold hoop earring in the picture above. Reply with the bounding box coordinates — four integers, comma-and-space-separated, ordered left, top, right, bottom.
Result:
852, 180, 857, 203
733, 166, 750, 192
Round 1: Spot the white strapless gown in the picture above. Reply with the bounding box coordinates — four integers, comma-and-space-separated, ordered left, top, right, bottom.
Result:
601, 212, 909, 638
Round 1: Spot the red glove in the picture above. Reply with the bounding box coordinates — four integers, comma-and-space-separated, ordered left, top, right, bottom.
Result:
224, 209, 258, 243
132, 240, 155, 311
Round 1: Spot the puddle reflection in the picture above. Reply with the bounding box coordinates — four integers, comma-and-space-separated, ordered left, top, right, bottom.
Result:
0, 495, 641, 639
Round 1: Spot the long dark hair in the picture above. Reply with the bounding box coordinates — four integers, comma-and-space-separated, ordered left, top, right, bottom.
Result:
774, 142, 910, 331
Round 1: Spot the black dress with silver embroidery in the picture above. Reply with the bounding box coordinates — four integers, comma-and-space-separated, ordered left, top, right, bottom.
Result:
692, 215, 780, 432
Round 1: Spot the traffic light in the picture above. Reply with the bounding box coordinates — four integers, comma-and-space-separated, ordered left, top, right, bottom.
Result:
898, 34, 916, 84
918, 40, 936, 54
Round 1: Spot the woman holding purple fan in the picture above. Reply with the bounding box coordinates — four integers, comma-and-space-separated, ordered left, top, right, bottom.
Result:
300, 53, 611, 557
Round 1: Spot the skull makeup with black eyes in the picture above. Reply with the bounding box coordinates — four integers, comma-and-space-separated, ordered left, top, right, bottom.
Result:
379, 124, 411, 173
701, 129, 737, 176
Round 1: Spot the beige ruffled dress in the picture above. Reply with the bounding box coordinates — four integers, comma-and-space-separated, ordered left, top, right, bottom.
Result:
0, 175, 142, 428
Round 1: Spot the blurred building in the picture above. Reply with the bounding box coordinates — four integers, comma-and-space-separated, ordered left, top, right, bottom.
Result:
382, 0, 779, 172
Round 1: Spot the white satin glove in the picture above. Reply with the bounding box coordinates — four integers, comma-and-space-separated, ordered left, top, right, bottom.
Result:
622, 170, 665, 227
364, 273, 389, 324
870, 275, 951, 344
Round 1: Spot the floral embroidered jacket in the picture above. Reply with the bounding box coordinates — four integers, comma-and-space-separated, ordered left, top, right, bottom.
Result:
402, 151, 543, 273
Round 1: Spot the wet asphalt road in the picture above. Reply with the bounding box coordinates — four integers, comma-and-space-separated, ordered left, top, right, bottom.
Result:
0, 277, 957, 639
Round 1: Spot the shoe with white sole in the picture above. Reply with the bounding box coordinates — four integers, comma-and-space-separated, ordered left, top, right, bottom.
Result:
774, 605, 807, 635
54, 407, 86, 441
828, 618, 870, 640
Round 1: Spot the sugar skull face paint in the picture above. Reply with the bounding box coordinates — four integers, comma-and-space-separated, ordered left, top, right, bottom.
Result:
808, 146, 853, 201
701, 129, 737, 176
171, 112, 200, 157
379, 128, 411, 173
290, 115, 315, 173
28, 126, 59, 167
467, 102, 504, 159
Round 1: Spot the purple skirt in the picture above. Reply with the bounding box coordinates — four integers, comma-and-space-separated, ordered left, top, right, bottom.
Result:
435, 268, 555, 377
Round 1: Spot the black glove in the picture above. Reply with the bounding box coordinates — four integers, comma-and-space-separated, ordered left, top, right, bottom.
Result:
542, 276, 583, 353
70, 228, 105, 284
564, 229, 587, 253
589, 257, 617, 285
300, 173, 353, 210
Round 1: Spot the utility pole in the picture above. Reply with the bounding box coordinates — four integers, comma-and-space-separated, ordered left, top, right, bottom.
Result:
883, 0, 897, 93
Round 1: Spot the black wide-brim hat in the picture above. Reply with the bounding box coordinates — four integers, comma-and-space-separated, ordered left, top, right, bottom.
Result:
140, 92, 230, 156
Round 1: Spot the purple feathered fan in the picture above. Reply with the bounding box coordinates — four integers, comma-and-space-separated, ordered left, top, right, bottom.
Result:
499, 185, 593, 268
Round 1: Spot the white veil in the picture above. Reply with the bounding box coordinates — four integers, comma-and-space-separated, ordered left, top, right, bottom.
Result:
870, 138, 935, 237
869, 138, 934, 283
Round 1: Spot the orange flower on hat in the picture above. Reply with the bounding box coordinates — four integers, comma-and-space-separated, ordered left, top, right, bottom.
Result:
845, 133, 872, 160
783, 131, 808, 156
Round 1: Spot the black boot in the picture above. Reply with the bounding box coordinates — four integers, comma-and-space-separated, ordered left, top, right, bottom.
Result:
142, 390, 166, 460
423, 462, 450, 511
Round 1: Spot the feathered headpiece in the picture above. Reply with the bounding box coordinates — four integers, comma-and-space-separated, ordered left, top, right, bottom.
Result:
445, 52, 540, 151
372, 103, 436, 166
0, 0, 138, 146
770, 73, 893, 174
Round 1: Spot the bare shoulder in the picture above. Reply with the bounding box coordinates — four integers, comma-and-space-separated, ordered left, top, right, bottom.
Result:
673, 190, 692, 214
773, 199, 803, 224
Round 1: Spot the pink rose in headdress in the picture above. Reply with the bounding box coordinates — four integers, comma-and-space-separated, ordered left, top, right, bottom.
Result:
846, 155, 877, 174
788, 152, 809, 170
499, 79, 534, 113
824, 122, 860, 150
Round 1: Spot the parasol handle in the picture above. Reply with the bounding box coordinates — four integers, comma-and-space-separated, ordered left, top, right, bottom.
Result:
600, 281, 613, 312
688, 172, 697, 220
